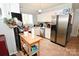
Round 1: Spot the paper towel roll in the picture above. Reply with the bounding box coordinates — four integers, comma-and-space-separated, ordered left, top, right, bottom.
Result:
24, 31, 28, 36
32, 28, 35, 39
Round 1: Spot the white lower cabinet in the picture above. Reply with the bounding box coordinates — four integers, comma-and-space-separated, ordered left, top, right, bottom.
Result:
33, 27, 51, 39
33, 27, 40, 36
45, 28, 51, 39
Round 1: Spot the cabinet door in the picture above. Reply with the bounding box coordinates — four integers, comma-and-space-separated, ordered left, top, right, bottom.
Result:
45, 28, 51, 39
34, 27, 40, 36
37, 13, 52, 22
44, 14, 52, 22
37, 14, 45, 22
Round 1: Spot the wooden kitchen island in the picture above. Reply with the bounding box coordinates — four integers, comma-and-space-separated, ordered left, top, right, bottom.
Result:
19, 33, 42, 56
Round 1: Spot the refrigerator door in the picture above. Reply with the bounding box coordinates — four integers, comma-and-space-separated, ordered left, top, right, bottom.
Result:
51, 16, 57, 42
51, 25, 56, 42
56, 14, 69, 46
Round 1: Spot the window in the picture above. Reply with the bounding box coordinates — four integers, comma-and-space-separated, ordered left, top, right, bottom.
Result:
22, 13, 33, 26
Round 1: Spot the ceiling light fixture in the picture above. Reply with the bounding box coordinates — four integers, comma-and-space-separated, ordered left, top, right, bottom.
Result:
37, 3, 42, 14
38, 9, 42, 14
38, 9, 42, 13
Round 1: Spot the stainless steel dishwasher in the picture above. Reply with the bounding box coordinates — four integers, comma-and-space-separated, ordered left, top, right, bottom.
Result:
40, 27, 45, 37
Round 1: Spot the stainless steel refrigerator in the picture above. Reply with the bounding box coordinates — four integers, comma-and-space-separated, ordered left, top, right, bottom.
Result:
56, 14, 72, 46
50, 14, 72, 46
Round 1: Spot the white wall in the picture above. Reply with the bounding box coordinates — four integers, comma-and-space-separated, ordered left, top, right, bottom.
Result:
10, 3, 20, 13
2, 4, 11, 19
0, 3, 20, 55
1, 3, 20, 19
0, 22, 17, 55
22, 13, 33, 25
71, 9, 79, 37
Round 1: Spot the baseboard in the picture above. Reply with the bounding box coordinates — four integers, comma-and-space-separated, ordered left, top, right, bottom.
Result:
70, 34, 77, 37
70, 35, 77, 38
9, 51, 18, 56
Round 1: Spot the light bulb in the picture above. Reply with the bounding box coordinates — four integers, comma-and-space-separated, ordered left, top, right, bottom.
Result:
38, 9, 42, 13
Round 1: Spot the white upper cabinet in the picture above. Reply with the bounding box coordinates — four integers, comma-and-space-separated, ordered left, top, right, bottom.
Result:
37, 13, 45, 22
37, 12, 52, 22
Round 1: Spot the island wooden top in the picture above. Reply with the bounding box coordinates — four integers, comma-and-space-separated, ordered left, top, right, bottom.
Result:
19, 33, 42, 45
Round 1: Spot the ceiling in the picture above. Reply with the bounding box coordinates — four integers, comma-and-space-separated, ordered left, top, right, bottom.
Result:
20, 3, 63, 15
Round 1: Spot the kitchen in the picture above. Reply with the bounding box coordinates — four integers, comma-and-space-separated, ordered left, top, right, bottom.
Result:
0, 3, 79, 56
